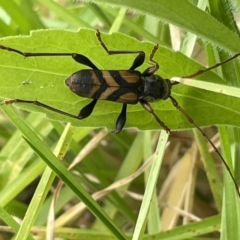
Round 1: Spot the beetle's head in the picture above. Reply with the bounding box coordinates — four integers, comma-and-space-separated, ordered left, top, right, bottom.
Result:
140, 75, 172, 102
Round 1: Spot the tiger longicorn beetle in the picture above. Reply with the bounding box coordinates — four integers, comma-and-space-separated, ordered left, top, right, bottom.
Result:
0, 29, 240, 197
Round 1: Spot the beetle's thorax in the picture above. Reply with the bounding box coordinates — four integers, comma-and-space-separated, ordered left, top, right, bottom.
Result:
140, 74, 172, 102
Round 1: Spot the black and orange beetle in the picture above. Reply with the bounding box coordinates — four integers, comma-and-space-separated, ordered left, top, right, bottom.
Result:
0, 29, 173, 134
0, 29, 239, 134
0, 29, 240, 197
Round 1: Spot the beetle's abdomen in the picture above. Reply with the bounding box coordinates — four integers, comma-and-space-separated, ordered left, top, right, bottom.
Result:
65, 70, 142, 104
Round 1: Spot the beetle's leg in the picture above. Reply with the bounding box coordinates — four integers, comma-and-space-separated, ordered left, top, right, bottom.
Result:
0, 45, 98, 69
96, 29, 146, 70
72, 54, 98, 69
78, 99, 98, 119
115, 104, 127, 133
2, 98, 97, 120
142, 44, 159, 76
139, 99, 170, 133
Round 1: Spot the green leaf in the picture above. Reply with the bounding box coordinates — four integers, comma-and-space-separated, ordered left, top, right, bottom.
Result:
90, 0, 240, 53
0, 29, 240, 131
2, 105, 127, 240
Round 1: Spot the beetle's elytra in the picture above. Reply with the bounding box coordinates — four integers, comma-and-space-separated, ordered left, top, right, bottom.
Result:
65, 70, 142, 104
0, 29, 240, 197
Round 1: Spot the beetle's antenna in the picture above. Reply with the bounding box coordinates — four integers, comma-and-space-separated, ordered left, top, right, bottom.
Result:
168, 50, 240, 196
171, 52, 240, 86
169, 95, 240, 198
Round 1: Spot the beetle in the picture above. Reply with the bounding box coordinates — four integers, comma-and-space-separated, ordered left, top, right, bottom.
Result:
1, 29, 239, 134
0, 29, 240, 197
0, 30, 173, 134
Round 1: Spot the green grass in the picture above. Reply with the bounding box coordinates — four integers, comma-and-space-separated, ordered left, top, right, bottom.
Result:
0, 1, 239, 240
